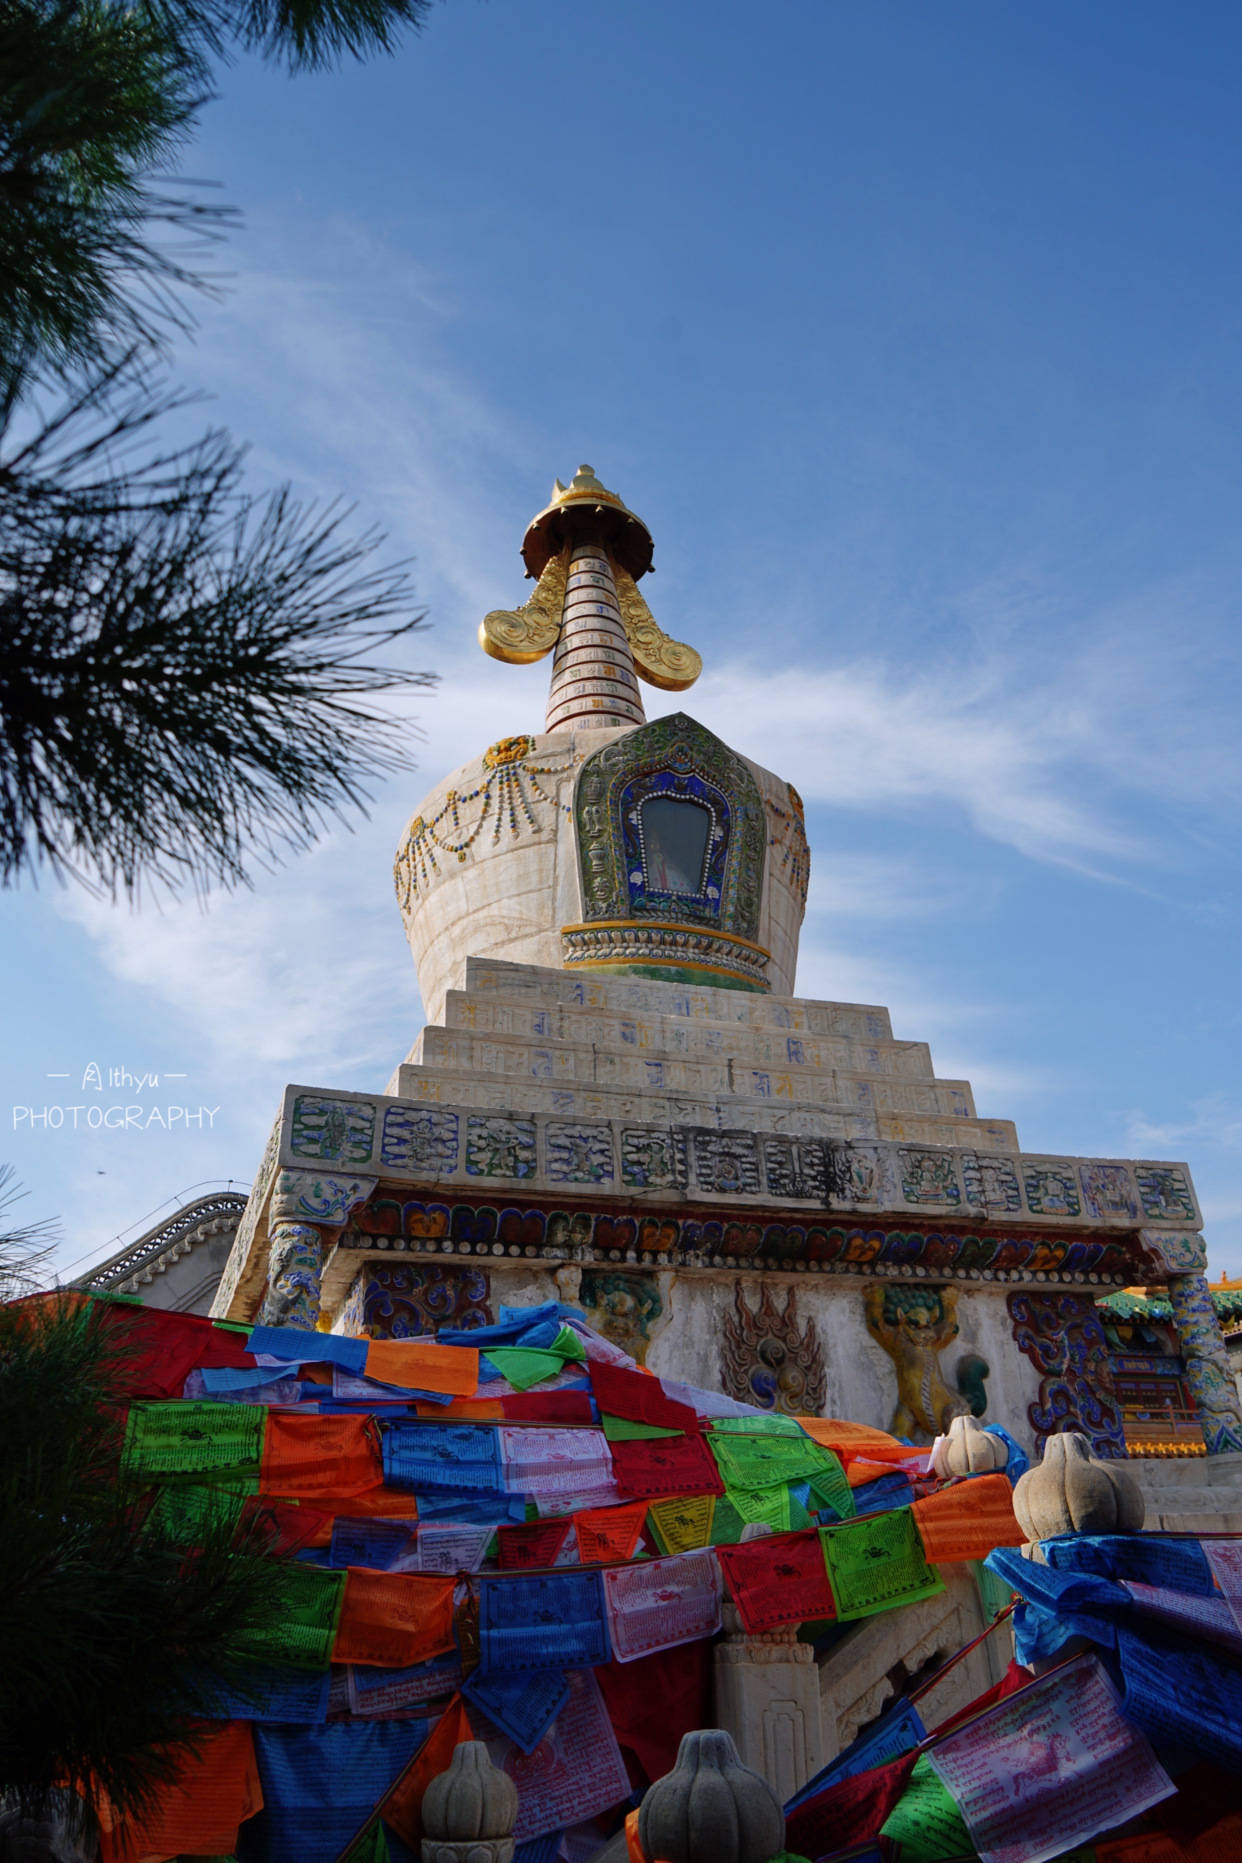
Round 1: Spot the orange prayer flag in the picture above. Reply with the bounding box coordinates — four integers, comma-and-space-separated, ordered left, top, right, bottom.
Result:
260, 1412, 381, 1498
269, 1485, 418, 1521
333, 1568, 456, 1668
911, 1472, 1023, 1562
255, 1486, 416, 1548
96, 1722, 262, 1863
797, 1416, 926, 1458
626, 1809, 646, 1863
364, 1338, 479, 1397
381, 1693, 473, 1850
575, 1500, 649, 1564
413, 1396, 504, 1420
844, 1455, 916, 1489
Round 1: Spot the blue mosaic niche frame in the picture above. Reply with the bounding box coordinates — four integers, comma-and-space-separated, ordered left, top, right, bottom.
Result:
620, 765, 730, 918
573, 712, 766, 938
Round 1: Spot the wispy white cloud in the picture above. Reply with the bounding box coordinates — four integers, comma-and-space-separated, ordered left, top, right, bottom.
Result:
1123, 1095, 1242, 1160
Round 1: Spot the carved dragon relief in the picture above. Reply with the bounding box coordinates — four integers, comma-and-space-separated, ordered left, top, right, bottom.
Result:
477, 546, 701, 692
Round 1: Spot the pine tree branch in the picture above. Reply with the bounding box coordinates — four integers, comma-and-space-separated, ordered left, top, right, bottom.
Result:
0, 365, 435, 899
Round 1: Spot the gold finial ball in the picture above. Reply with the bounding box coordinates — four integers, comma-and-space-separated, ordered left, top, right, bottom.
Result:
521, 464, 654, 581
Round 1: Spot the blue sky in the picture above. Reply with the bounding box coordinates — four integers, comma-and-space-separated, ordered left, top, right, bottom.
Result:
5, 0, 1242, 1281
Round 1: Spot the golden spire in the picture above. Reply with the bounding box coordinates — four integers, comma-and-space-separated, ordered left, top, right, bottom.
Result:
478, 466, 703, 700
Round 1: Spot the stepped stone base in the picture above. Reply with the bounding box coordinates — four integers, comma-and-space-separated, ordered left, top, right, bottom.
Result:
1131, 1450, 1242, 1531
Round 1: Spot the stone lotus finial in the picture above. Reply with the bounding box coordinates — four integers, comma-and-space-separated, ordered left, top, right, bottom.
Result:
421, 1741, 518, 1863
931, 1413, 1010, 1479
637, 1729, 784, 1863
1012, 1430, 1145, 1544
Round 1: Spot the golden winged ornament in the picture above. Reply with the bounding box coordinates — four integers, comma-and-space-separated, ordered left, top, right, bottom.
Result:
478, 548, 569, 664
613, 568, 702, 691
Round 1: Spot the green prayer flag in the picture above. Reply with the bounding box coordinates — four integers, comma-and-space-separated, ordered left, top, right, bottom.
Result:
232, 1562, 345, 1670
708, 1428, 843, 1495
340, 1820, 390, 1863
710, 1412, 807, 1436
707, 1495, 750, 1547
123, 1401, 265, 1478
601, 1412, 682, 1441
880, 1753, 973, 1861
550, 1323, 586, 1362
151, 1481, 250, 1541
724, 1483, 792, 1532
485, 1346, 570, 1391
821, 1508, 945, 1620
972, 1557, 1013, 1625
805, 1454, 856, 1521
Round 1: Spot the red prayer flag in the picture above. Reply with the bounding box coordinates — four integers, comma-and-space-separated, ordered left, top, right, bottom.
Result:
92, 1299, 255, 1399
597, 1640, 713, 1785
590, 1362, 699, 1432
608, 1433, 724, 1499
496, 1519, 571, 1570
501, 1390, 595, 1424
785, 1749, 918, 1860
238, 1495, 332, 1557
718, 1527, 836, 1633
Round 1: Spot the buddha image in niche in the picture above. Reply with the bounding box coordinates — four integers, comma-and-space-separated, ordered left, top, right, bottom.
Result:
640, 795, 712, 895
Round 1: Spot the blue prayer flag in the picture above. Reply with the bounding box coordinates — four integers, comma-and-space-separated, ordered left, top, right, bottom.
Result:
328, 1517, 418, 1570
478, 1571, 611, 1674
785, 1696, 925, 1809
247, 1325, 368, 1374
1041, 1533, 1213, 1596
242, 1720, 430, 1863
464, 1668, 569, 1753
381, 1423, 501, 1493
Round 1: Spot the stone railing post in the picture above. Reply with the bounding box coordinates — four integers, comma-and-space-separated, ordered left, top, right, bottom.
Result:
713, 1598, 824, 1807
256, 1171, 377, 1331
420, 1740, 518, 1863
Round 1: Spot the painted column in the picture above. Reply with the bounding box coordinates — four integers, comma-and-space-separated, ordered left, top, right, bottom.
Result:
544, 542, 646, 734
256, 1171, 378, 1332
261, 1223, 327, 1330
1167, 1272, 1242, 1454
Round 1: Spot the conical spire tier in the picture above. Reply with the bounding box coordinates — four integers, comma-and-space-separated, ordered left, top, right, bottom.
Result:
477, 466, 703, 717
544, 543, 646, 732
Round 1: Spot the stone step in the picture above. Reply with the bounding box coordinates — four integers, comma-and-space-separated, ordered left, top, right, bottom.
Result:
381, 1059, 1015, 1152
438, 986, 935, 1081
408, 1024, 985, 1124
464, 955, 897, 1042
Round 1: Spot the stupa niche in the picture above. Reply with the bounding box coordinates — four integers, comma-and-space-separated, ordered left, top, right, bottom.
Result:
212, 472, 1242, 1467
